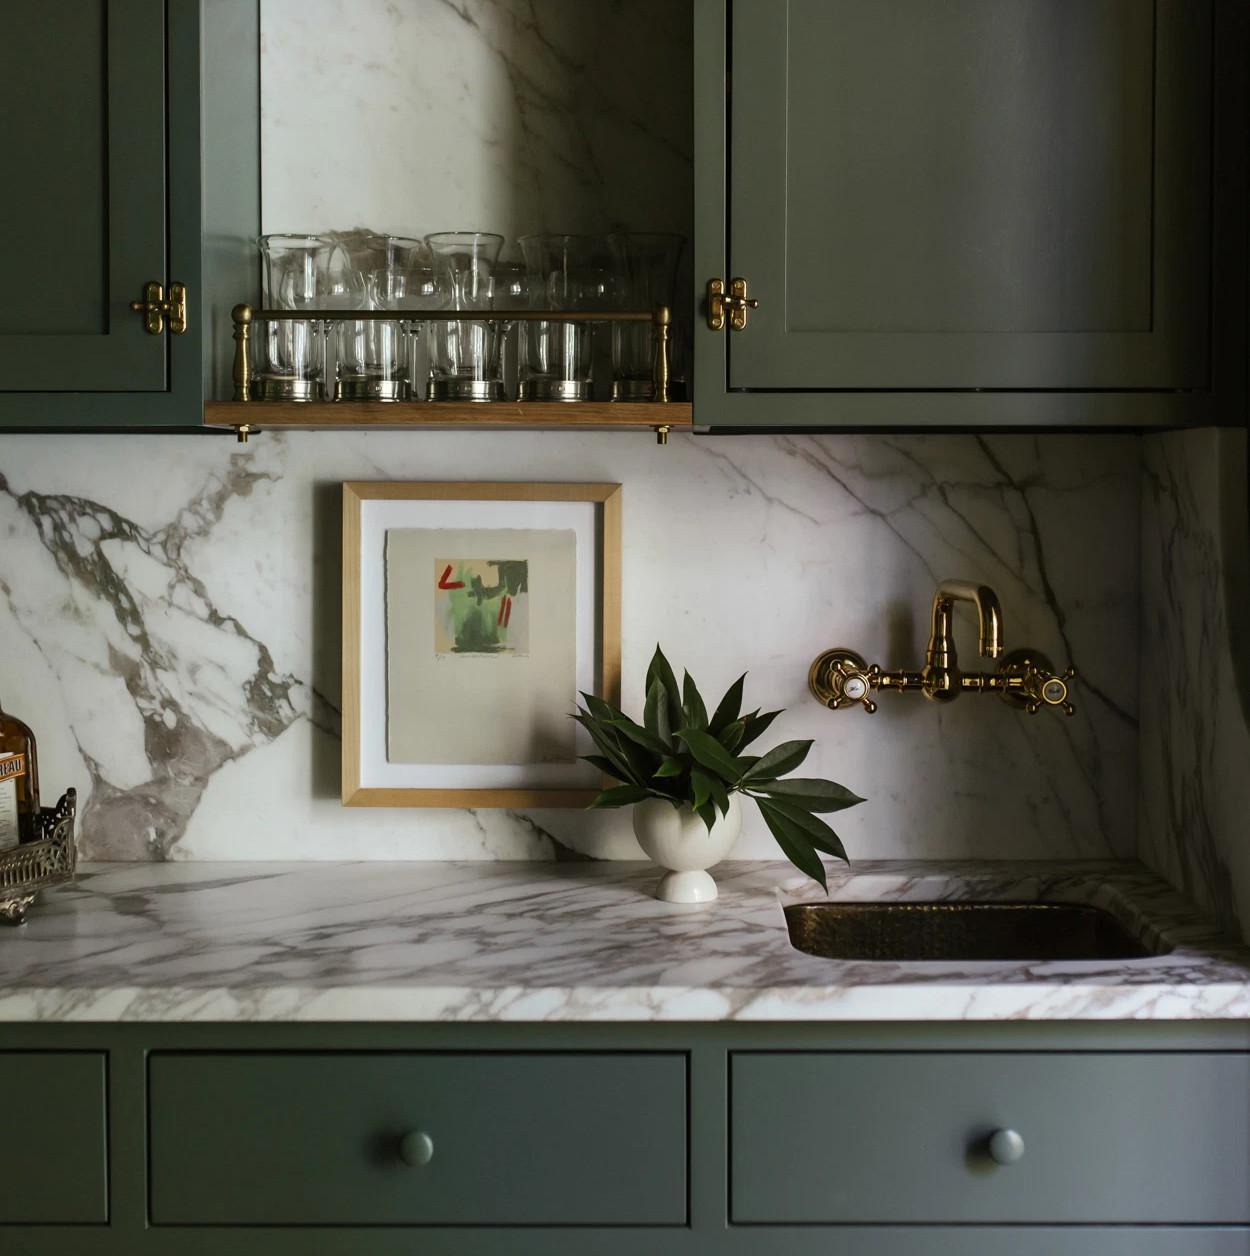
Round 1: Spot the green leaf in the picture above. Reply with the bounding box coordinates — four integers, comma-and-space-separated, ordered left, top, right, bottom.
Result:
581, 754, 626, 779
653, 758, 685, 778
606, 715, 670, 758
708, 673, 746, 735
572, 714, 646, 786
755, 777, 865, 814
682, 670, 709, 732
645, 646, 682, 721
691, 768, 713, 813
675, 728, 745, 783
643, 678, 673, 747
757, 799, 829, 889
694, 799, 718, 833
588, 784, 654, 809
756, 797, 848, 862
719, 719, 746, 754
580, 691, 624, 724
742, 739, 813, 783
737, 708, 782, 749
703, 770, 732, 819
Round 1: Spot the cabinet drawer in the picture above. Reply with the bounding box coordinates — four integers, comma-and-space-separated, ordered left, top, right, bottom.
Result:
0, 1053, 107, 1223
149, 1052, 686, 1225
731, 1051, 1250, 1224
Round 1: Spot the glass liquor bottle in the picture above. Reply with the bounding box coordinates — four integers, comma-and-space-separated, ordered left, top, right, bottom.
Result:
0, 698, 40, 850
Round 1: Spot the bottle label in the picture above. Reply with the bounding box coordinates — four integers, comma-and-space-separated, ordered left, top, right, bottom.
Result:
0, 753, 22, 851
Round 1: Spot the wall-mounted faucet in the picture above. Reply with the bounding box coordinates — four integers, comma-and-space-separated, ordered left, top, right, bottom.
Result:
809, 579, 1075, 716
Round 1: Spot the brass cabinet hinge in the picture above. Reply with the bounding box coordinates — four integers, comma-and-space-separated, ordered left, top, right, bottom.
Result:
129, 281, 188, 335
706, 277, 759, 331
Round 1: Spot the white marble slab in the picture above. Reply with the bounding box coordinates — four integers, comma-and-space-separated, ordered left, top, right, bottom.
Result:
0, 430, 1139, 865
2, 860, 1248, 1022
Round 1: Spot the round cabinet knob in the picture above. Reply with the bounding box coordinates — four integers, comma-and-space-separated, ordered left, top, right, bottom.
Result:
398, 1130, 434, 1167
987, 1128, 1025, 1166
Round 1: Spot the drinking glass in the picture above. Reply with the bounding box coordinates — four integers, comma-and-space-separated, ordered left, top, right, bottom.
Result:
424, 232, 506, 402
517, 234, 598, 402
370, 263, 439, 398
255, 234, 336, 400
607, 232, 685, 401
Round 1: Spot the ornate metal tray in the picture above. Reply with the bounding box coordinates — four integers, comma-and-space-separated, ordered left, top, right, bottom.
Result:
0, 789, 77, 924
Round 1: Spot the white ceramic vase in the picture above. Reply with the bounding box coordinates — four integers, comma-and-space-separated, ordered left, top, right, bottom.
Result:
632, 794, 743, 903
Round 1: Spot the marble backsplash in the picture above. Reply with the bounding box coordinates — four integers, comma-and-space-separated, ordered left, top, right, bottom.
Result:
0, 430, 1138, 863
1139, 429, 1250, 938
261, 0, 692, 250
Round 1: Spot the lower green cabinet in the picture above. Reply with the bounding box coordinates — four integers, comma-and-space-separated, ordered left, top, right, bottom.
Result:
731, 1051, 1250, 1224
148, 1051, 687, 1226
0, 1053, 107, 1223
5, 1023, 1250, 1253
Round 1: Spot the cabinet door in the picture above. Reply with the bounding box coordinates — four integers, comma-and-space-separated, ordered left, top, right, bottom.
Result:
0, 0, 259, 428
695, 0, 1244, 427
0, 1, 168, 392
149, 1052, 688, 1226
0, 1053, 107, 1223
731, 1051, 1250, 1224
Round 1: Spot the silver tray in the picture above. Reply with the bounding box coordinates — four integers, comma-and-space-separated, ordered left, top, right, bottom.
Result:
0, 789, 77, 924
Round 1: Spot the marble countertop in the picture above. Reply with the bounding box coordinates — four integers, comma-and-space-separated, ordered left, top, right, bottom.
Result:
3, 859, 1250, 1022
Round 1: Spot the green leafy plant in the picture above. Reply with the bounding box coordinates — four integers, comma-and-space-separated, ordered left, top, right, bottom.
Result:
574, 645, 864, 889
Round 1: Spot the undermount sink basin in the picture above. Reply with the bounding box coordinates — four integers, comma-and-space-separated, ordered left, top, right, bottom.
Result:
784, 902, 1169, 962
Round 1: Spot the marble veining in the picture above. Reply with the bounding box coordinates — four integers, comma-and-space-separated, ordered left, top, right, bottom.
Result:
2, 860, 1248, 1022
1139, 429, 1250, 939
261, 0, 692, 249
0, 431, 1137, 864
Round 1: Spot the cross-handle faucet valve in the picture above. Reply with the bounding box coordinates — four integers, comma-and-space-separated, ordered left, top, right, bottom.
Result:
808, 579, 1076, 716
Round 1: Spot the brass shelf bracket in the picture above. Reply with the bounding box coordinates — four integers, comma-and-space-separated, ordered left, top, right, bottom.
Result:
130, 281, 188, 335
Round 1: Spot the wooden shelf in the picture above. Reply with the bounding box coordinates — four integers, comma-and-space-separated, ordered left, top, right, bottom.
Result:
203, 400, 692, 432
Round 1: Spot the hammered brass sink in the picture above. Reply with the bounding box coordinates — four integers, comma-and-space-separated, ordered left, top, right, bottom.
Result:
784, 902, 1168, 962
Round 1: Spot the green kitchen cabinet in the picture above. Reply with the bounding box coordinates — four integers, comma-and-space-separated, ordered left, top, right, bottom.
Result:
6, 1021, 1250, 1254
693, 0, 1249, 429
0, 0, 258, 429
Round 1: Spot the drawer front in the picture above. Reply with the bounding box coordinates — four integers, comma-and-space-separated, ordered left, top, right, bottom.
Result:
150, 1052, 686, 1225
731, 1051, 1250, 1224
0, 1053, 107, 1223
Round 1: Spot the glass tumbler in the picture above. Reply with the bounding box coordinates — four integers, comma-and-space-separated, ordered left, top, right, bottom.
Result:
607, 232, 685, 402
424, 232, 506, 402
255, 234, 336, 400
334, 244, 424, 402
371, 263, 439, 399
517, 234, 598, 402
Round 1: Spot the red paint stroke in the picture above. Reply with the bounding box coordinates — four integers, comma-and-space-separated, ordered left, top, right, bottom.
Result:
503, 595, 513, 628
497, 593, 511, 626
437, 564, 464, 590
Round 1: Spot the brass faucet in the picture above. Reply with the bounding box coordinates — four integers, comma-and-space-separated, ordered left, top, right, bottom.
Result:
809, 579, 1075, 716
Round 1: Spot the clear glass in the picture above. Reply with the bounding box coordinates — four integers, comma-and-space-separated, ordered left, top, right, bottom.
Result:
607, 231, 685, 401
255, 234, 335, 398
517, 234, 598, 402
370, 264, 439, 397
424, 231, 506, 401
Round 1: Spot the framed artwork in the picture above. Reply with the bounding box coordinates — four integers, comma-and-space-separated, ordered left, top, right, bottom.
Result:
342, 482, 622, 807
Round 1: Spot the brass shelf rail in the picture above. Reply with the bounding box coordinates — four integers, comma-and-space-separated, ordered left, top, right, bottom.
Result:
226, 303, 678, 444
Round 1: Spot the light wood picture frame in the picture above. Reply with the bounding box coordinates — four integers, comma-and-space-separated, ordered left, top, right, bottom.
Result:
342, 481, 621, 808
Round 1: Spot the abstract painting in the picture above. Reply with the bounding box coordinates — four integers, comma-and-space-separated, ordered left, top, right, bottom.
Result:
434, 559, 530, 656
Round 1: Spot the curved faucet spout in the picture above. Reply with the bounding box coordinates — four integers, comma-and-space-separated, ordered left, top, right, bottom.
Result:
923, 580, 1004, 701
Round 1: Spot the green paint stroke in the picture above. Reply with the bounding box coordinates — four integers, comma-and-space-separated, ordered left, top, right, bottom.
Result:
446, 559, 528, 654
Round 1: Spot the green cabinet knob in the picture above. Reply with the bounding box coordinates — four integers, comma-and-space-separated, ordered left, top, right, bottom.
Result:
987, 1127, 1025, 1166
398, 1130, 434, 1167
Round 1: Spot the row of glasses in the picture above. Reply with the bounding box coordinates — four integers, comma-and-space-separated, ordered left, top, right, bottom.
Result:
252, 230, 685, 401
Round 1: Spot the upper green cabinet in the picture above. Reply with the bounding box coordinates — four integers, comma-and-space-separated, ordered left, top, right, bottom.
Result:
693, 0, 1249, 428
0, 0, 258, 429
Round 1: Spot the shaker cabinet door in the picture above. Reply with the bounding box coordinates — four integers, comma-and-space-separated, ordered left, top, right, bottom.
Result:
0, 0, 259, 428
695, 0, 1246, 427
0, 0, 169, 393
